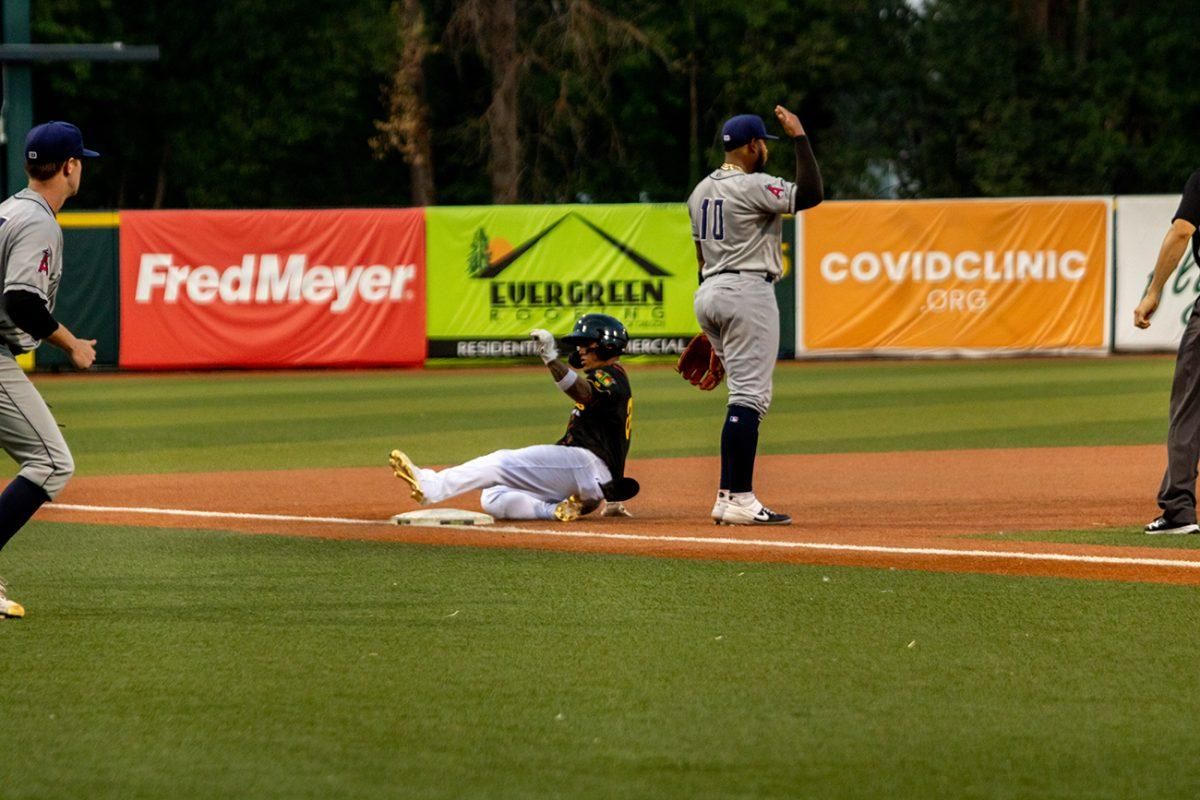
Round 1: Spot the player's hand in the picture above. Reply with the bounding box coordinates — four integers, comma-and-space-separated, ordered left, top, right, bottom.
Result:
530, 329, 558, 364
601, 501, 633, 517
70, 338, 97, 369
1134, 291, 1160, 329
774, 105, 806, 138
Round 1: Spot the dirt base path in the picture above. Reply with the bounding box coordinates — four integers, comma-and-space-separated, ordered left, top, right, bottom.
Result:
37, 444, 1200, 585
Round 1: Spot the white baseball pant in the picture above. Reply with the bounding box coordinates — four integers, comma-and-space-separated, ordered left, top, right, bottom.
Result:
413, 444, 612, 520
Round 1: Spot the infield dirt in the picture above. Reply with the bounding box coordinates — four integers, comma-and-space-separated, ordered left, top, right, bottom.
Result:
39, 444, 1200, 585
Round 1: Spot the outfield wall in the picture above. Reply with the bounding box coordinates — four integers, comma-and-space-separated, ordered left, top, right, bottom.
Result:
41, 196, 1180, 370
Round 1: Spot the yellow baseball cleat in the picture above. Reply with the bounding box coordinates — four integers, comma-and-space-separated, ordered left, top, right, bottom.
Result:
389, 449, 426, 504
554, 495, 583, 522
0, 578, 24, 618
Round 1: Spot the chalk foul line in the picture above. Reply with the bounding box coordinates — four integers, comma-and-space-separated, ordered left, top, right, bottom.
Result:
52, 502, 380, 526
47, 502, 1200, 571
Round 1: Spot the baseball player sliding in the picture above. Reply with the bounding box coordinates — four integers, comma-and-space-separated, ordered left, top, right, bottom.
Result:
681, 106, 823, 525
0, 122, 101, 618
390, 314, 638, 521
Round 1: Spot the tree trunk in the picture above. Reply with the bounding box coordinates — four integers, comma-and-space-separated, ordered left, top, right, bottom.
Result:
373, 0, 437, 206
154, 144, 169, 209
487, 0, 521, 203
1074, 0, 1089, 67
688, 53, 700, 187
687, 0, 700, 187
1012, 0, 1050, 38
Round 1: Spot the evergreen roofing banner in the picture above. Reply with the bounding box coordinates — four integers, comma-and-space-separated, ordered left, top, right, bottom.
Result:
425, 205, 697, 358
119, 209, 426, 369
1113, 195, 1192, 352
797, 198, 1112, 355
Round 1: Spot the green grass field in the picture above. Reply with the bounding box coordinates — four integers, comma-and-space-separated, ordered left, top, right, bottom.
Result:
42, 355, 1176, 474
3, 356, 1199, 799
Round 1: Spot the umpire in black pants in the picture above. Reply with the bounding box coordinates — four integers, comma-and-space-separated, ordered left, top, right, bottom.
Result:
1135, 169, 1200, 534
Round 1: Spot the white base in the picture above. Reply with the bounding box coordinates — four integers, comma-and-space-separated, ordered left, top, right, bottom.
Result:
391, 509, 494, 527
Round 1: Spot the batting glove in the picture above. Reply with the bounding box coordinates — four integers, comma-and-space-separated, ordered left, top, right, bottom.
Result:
530, 329, 558, 364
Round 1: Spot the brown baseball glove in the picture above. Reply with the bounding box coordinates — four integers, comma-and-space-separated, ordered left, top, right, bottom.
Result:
676, 333, 724, 391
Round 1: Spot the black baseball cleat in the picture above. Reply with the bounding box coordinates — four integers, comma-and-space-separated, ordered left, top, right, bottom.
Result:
1144, 516, 1200, 535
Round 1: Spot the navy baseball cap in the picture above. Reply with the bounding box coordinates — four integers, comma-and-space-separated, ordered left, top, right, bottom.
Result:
25, 121, 99, 163
721, 114, 779, 151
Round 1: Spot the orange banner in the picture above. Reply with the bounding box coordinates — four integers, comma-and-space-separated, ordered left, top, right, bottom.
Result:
801, 199, 1110, 353
119, 210, 426, 369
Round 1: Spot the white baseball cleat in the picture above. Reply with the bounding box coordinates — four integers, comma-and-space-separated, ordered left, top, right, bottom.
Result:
711, 490, 730, 524
716, 494, 792, 526
0, 577, 25, 619
389, 449, 427, 504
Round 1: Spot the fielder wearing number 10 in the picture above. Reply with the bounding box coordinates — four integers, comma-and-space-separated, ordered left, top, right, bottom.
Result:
0, 121, 100, 618
682, 106, 823, 526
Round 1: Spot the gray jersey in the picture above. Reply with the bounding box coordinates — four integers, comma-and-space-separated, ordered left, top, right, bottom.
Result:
0, 189, 64, 352
687, 168, 795, 281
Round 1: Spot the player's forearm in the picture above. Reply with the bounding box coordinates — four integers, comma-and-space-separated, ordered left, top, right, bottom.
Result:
792, 136, 823, 212
44, 323, 83, 353
1147, 224, 1194, 295
546, 359, 593, 404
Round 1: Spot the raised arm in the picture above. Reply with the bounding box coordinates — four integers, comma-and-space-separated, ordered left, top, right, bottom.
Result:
774, 105, 823, 211
531, 329, 593, 404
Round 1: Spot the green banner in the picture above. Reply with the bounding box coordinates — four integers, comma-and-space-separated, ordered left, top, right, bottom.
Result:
426, 204, 698, 358
36, 221, 120, 369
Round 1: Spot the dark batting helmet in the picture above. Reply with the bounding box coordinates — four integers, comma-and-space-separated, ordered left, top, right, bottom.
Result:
561, 313, 628, 359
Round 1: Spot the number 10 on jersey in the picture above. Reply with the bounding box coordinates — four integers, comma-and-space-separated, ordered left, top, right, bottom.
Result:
698, 198, 724, 241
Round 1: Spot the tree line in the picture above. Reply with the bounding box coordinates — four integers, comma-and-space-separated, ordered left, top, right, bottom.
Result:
27, 0, 1200, 209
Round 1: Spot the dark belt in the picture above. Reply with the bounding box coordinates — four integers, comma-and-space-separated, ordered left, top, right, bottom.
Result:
700, 270, 773, 284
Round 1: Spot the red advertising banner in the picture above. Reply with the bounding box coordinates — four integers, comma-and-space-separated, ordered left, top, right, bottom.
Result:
119, 209, 426, 368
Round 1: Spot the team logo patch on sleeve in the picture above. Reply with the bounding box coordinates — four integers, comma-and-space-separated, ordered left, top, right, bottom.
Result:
766, 185, 784, 199
37, 249, 50, 274
591, 370, 616, 389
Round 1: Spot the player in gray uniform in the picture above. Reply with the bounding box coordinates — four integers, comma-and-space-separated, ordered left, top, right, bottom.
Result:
687, 106, 822, 525
0, 121, 100, 618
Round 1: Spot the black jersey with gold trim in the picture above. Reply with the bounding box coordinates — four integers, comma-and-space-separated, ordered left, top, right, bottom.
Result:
557, 363, 632, 479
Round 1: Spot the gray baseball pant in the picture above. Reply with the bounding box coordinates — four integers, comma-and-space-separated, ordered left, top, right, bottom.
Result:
0, 354, 74, 500
1159, 304, 1200, 523
693, 272, 779, 416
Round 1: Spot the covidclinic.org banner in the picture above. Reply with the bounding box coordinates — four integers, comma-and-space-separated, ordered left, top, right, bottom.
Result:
425, 205, 696, 358
120, 210, 426, 368
799, 199, 1111, 354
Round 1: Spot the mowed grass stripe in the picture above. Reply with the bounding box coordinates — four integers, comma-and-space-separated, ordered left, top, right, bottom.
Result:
30, 356, 1176, 474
